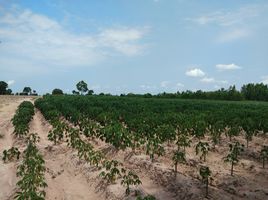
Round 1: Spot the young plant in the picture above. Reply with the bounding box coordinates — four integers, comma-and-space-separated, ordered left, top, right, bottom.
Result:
195, 141, 210, 162
224, 141, 244, 176
121, 170, 142, 196
16, 135, 47, 200
199, 166, 212, 198
242, 118, 255, 148
11, 101, 35, 137
100, 160, 122, 184
2, 147, 20, 162
172, 150, 186, 176
145, 138, 165, 162
193, 120, 207, 139
176, 131, 191, 152
211, 120, 224, 146
136, 195, 156, 200
260, 145, 268, 169
226, 125, 240, 142
48, 120, 66, 144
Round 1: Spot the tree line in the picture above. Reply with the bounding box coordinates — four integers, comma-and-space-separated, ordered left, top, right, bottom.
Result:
1, 79, 268, 101
125, 83, 268, 102
0, 81, 37, 96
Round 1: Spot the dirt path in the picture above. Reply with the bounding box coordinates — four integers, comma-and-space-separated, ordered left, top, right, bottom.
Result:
0, 97, 27, 200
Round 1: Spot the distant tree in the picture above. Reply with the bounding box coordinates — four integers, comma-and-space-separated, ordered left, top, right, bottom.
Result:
87, 89, 94, 95
144, 93, 152, 98
32, 90, 38, 96
6, 89, 12, 95
241, 83, 268, 101
76, 80, 88, 95
52, 88, 63, 95
23, 87, 31, 95
0, 81, 8, 94
72, 90, 79, 95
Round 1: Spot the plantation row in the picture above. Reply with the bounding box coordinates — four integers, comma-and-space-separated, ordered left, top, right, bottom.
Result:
34, 99, 155, 198
35, 95, 268, 197
36, 95, 268, 150
2, 101, 47, 200
11, 101, 34, 137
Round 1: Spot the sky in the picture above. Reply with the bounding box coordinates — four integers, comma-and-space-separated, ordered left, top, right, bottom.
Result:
0, 0, 268, 95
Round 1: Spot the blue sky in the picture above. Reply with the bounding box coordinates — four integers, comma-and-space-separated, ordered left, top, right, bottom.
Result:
0, 0, 268, 94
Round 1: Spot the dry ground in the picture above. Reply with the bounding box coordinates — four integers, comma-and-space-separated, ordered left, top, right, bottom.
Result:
0, 95, 267, 200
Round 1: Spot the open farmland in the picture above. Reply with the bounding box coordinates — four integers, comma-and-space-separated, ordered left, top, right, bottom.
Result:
1, 95, 268, 200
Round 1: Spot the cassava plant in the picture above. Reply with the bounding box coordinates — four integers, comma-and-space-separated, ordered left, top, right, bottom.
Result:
196, 141, 210, 162
224, 141, 244, 176
199, 166, 212, 198
136, 195, 156, 200
15, 134, 47, 200
145, 138, 165, 162
172, 150, 186, 176
121, 170, 142, 196
100, 160, 123, 184
2, 147, 20, 162
260, 145, 268, 169
176, 131, 191, 152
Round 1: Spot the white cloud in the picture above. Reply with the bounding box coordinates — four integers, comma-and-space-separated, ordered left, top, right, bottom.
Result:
218, 80, 228, 84
7, 80, 15, 86
185, 68, 205, 77
160, 81, 170, 88
200, 77, 215, 83
189, 5, 262, 26
200, 77, 228, 85
217, 29, 249, 42
0, 7, 148, 75
261, 76, 268, 85
176, 83, 184, 87
140, 84, 156, 90
216, 63, 241, 71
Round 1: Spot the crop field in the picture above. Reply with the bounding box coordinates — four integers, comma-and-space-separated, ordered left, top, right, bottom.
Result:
0, 95, 268, 200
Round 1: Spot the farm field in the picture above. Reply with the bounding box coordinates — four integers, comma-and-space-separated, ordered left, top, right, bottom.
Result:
0, 95, 268, 200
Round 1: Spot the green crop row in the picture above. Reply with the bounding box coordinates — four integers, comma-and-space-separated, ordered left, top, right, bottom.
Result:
15, 133, 47, 200
11, 101, 35, 137
35, 98, 142, 196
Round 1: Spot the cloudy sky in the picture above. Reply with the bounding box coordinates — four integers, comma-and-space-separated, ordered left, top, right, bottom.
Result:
0, 0, 268, 94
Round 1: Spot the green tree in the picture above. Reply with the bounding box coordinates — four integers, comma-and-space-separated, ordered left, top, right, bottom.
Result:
76, 80, 88, 95
0, 81, 8, 94
72, 90, 79, 95
52, 88, 64, 95
87, 89, 94, 95
6, 88, 12, 95
23, 87, 32, 95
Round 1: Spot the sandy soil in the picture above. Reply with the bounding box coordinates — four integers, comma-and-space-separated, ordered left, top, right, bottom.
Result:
1, 95, 268, 200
